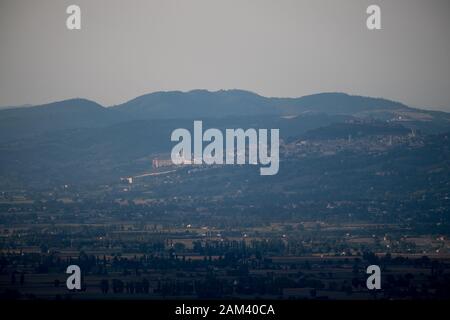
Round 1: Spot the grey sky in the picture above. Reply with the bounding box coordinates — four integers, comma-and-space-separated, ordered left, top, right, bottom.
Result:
0, 0, 449, 110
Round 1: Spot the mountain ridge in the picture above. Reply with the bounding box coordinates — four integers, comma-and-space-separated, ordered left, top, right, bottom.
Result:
0, 90, 449, 144
0, 90, 449, 189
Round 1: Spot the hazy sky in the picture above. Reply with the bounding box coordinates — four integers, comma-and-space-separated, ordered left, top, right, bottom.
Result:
0, 0, 449, 110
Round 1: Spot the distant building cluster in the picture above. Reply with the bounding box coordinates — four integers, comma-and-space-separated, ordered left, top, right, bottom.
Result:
152, 156, 195, 169
152, 159, 175, 169
120, 177, 133, 184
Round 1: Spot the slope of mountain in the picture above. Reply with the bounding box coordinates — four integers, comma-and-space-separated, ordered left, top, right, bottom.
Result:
111, 89, 275, 119
0, 98, 124, 142
0, 104, 33, 110
271, 92, 410, 115
0, 114, 350, 188
300, 121, 411, 140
